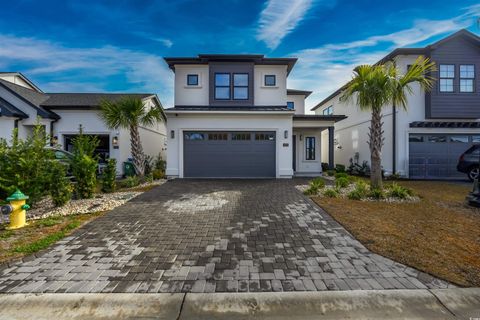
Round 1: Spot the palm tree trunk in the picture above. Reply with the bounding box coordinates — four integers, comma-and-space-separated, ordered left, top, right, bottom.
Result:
129, 124, 145, 176
369, 108, 383, 189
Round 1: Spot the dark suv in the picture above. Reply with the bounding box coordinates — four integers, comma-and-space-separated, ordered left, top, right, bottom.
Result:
457, 145, 480, 181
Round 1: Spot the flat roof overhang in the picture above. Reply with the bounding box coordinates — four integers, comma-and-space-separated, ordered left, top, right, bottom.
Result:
293, 114, 347, 128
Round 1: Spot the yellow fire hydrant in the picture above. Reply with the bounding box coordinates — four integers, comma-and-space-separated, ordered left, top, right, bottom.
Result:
1, 189, 30, 230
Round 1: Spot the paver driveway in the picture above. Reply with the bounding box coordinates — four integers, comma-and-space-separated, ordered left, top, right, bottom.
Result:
0, 179, 451, 293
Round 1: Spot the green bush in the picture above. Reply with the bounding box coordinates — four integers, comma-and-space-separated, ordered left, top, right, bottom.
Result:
324, 188, 339, 198
154, 153, 166, 171
144, 173, 154, 183
0, 125, 54, 204
303, 185, 319, 196
49, 161, 73, 206
335, 177, 350, 188
387, 183, 413, 199
334, 172, 349, 179
368, 187, 385, 199
71, 133, 99, 199
347, 181, 369, 200
326, 170, 335, 176
152, 169, 165, 180
122, 175, 140, 188
101, 159, 117, 193
311, 177, 325, 188
335, 164, 346, 173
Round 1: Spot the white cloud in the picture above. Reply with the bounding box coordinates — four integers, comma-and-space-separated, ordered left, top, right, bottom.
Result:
288, 6, 480, 113
0, 34, 174, 107
256, 0, 316, 49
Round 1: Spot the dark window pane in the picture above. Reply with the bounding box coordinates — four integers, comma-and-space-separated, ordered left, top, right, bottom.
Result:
187, 74, 198, 86
450, 136, 469, 143
233, 87, 248, 100
215, 73, 230, 86
306, 137, 315, 160
472, 135, 480, 143
208, 133, 228, 140
428, 136, 447, 143
234, 74, 248, 86
215, 87, 230, 99
185, 133, 205, 140
255, 133, 275, 141
232, 133, 251, 140
287, 102, 294, 110
409, 135, 424, 142
264, 75, 276, 86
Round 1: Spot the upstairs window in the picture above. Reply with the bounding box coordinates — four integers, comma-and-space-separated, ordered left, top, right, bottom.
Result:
460, 65, 474, 93
215, 73, 230, 99
187, 74, 198, 86
233, 73, 248, 100
439, 64, 454, 92
287, 101, 294, 110
264, 75, 276, 86
323, 105, 333, 115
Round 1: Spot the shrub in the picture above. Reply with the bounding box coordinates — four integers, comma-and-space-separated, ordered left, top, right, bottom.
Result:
335, 164, 346, 173
152, 169, 165, 180
122, 175, 140, 188
334, 172, 349, 179
347, 181, 369, 200
154, 153, 166, 171
335, 177, 350, 188
368, 187, 385, 199
311, 177, 325, 189
387, 183, 413, 199
324, 188, 339, 198
321, 162, 329, 172
0, 125, 54, 204
144, 173, 154, 183
326, 170, 335, 176
303, 185, 319, 196
49, 161, 73, 207
71, 133, 99, 199
101, 159, 117, 193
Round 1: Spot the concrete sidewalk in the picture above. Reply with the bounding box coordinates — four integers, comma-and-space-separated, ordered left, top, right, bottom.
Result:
0, 288, 478, 320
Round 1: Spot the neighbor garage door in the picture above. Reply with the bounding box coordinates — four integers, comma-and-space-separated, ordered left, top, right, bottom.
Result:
409, 134, 478, 179
183, 131, 275, 178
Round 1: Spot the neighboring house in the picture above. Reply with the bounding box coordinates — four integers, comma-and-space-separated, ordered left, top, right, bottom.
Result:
163, 54, 346, 178
0, 72, 167, 174
314, 29, 480, 180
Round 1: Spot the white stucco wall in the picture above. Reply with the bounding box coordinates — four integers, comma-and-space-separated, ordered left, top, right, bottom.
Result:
166, 112, 293, 178
287, 95, 305, 115
0, 74, 37, 91
292, 129, 323, 174
0, 118, 15, 141
254, 65, 287, 106
174, 65, 209, 106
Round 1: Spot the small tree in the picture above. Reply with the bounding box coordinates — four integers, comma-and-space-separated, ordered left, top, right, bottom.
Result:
340, 57, 436, 189
101, 158, 117, 193
71, 131, 99, 199
49, 161, 73, 206
99, 97, 164, 177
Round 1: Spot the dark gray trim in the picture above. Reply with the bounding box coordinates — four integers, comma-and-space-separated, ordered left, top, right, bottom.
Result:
187, 74, 199, 86
293, 114, 347, 122
209, 62, 254, 106
164, 54, 297, 75
392, 103, 396, 174
328, 127, 334, 169
0, 96, 28, 118
287, 89, 312, 98
166, 106, 292, 111
305, 136, 316, 160
0, 72, 43, 93
410, 121, 480, 128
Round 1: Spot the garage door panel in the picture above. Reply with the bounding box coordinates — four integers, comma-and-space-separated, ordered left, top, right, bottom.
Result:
184, 131, 275, 178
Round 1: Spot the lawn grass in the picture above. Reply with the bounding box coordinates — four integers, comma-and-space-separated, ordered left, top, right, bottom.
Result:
0, 212, 105, 264
312, 180, 480, 287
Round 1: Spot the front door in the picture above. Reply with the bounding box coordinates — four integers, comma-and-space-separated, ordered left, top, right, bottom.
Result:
292, 135, 296, 171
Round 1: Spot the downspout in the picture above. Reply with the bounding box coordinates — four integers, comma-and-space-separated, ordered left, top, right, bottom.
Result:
50, 119, 58, 146
14, 119, 19, 129
392, 103, 396, 175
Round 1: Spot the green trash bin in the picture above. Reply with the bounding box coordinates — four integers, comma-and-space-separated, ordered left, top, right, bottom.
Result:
123, 161, 135, 177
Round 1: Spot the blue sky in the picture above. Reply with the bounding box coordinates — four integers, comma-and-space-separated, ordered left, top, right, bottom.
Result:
1, 0, 480, 110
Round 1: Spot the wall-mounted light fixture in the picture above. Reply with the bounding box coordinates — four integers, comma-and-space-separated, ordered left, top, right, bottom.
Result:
51, 135, 58, 146
284, 130, 288, 139
299, 134, 303, 141
170, 130, 175, 139
112, 136, 119, 149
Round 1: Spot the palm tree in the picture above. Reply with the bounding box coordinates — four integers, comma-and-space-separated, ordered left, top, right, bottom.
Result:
100, 97, 164, 177
340, 57, 436, 189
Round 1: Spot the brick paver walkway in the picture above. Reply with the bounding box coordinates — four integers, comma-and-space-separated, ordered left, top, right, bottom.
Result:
0, 179, 452, 293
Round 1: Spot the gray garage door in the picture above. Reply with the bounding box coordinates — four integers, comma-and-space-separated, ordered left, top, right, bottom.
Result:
183, 131, 276, 178
409, 134, 478, 179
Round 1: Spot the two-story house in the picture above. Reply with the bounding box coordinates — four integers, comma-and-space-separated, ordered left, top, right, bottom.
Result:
314, 29, 480, 180
163, 54, 346, 178
0, 72, 167, 174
